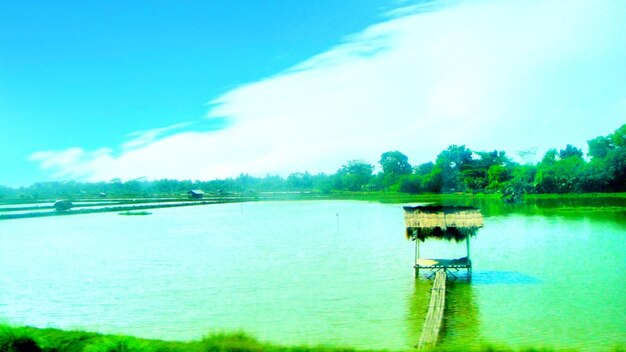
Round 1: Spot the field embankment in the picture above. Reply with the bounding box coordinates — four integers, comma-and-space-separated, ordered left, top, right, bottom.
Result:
1, 192, 625, 220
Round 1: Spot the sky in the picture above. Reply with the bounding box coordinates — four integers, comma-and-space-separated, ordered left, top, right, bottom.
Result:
1, 0, 624, 186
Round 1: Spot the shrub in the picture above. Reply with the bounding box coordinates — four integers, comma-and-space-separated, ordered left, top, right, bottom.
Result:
0, 327, 42, 352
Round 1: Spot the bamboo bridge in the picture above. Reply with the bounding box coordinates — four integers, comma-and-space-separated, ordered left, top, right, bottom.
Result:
404, 205, 484, 349
416, 270, 447, 350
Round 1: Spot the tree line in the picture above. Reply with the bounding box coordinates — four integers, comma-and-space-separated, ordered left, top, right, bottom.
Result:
1, 124, 624, 200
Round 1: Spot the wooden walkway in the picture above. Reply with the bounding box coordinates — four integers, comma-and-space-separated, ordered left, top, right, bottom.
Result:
417, 270, 447, 350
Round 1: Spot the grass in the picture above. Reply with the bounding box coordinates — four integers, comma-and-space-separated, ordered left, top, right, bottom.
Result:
0, 326, 42, 352
523, 192, 626, 199
0, 326, 375, 352
3, 325, 624, 352
118, 211, 152, 216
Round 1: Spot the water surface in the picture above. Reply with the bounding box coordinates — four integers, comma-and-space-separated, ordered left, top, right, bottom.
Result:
0, 199, 624, 350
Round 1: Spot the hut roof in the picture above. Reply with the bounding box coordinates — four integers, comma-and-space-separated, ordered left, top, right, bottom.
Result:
404, 205, 484, 242
404, 205, 484, 229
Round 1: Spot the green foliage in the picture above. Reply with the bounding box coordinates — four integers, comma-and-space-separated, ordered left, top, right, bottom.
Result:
587, 136, 613, 159
602, 148, 626, 191
287, 172, 313, 190
506, 165, 536, 194
434, 145, 473, 192
475, 150, 509, 169
610, 123, 626, 148
541, 149, 558, 165
202, 332, 264, 352
0, 326, 41, 352
2, 124, 624, 200
486, 165, 511, 191
83, 337, 147, 352
398, 175, 422, 193
378, 151, 412, 189
0, 324, 569, 352
558, 144, 583, 159
335, 160, 374, 191
414, 162, 434, 176
379, 151, 412, 175
421, 167, 443, 193
535, 155, 585, 193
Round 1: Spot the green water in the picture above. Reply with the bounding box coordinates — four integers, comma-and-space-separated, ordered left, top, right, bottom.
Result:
0, 198, 624, 350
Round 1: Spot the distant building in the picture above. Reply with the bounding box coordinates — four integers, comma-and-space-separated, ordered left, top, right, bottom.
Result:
187, 190, 205, 199
54, 200, 73, 212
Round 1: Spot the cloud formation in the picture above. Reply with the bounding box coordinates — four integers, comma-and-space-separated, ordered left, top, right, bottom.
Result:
31, 0, 626, 182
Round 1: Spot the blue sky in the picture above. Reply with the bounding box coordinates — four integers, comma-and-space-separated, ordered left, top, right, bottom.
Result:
1, 0, 625, 186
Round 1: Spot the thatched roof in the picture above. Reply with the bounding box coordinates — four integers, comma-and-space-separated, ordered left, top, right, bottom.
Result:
404, 205, 483, 242
187, 190, 205, 199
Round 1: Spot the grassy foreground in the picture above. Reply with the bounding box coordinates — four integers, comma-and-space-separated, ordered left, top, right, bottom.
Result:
0, 325, 584, 352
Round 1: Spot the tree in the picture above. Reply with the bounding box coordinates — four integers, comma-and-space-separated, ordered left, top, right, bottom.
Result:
475, 150, 509, 169
287, 172, 313, 190
535, 155, 585, 193
534, 145, 585, 193
379, 151, 412, 175
398, 175, 422, 193
516, 147, 538, 165
599, 147, 626, 191
336, 160, 374, 191
486, 165, 512, 191
541, 149, 558, 165
587, 136, 614, 159
507, 165, 536, 194
414, 162, 434, 176
610, 123, 626, 148
421, 167, 443, 192
581, 124, 626, 191
378, 151, 412, 189
234, 173, 259, 192
559, 144, 583, 159
460, 150, 513, 193
435, 145, 473, 192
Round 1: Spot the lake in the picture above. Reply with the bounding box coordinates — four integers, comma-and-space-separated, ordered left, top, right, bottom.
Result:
0, 198, 624, 351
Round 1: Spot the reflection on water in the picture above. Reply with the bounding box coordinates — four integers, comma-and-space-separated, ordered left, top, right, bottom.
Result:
407, 279, 482, 349
471, 271, 541, 285
441, 282, 482, 349
405, 279, 431, 347
438, 196, 626, 225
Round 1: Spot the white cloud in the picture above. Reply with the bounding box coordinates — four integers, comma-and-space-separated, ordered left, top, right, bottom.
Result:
30, 147, 114, 180
122, 122, 191, 151
30, 0, 626, 181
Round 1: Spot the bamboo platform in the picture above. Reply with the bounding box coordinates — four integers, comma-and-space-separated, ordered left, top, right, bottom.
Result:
417, 270, 447, 350
415, 257, 471, 279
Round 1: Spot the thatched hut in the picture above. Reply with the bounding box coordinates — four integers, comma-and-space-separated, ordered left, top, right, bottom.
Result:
404, 205, 484, 279
187, 190, 204, 199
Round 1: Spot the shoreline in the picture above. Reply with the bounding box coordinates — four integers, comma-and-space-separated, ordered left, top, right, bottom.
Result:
1, 192, 625, 221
